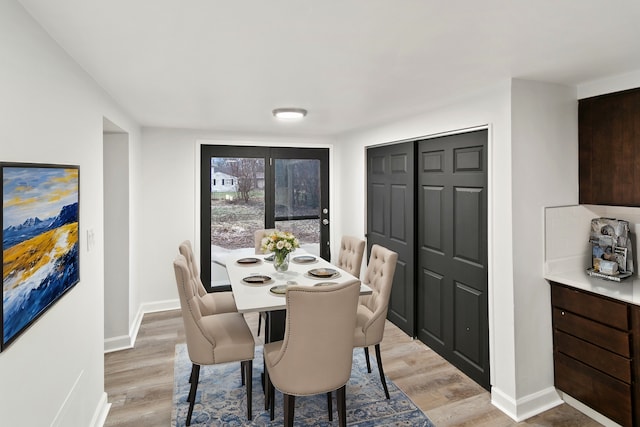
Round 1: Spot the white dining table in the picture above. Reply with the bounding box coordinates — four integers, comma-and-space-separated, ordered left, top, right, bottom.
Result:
225, 250, 372, 314
226, 250, 373, 395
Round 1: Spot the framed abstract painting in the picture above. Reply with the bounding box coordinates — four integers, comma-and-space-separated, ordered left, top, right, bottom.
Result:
1, 163, 80, 351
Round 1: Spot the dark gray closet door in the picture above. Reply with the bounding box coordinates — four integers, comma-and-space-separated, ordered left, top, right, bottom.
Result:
366, 142, 415, 336
417, 129, 489, 389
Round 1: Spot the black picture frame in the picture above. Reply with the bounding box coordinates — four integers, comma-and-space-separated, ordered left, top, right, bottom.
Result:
1, 162, 80, 351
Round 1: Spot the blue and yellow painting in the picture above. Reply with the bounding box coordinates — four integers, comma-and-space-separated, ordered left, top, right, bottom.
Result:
2, 164, 79, 350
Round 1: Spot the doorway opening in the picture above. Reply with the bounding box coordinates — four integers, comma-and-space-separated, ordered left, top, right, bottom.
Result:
103, 117, 131, 351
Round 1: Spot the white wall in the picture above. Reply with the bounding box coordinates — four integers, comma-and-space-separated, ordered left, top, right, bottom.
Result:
137, 128, 336, 309
0, 1, 141, 426
103, 133, 130, 342
510, 79, 578, 416
337, 80, 579, 420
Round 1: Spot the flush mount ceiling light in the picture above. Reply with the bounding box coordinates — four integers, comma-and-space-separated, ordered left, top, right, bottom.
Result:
272, 108, 307, 120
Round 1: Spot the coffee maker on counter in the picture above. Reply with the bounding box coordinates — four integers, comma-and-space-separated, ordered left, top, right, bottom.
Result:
588, 217, 634, 281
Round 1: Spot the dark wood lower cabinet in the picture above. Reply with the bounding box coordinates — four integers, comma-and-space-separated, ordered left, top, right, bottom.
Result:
555, 352, 632, 426
551, 282, 635, 426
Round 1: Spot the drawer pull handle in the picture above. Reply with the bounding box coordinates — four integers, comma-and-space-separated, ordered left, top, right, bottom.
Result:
561, 311, 565, 316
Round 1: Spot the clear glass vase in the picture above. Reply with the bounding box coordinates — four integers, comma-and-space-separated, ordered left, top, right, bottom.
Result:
273, 252, 290, 272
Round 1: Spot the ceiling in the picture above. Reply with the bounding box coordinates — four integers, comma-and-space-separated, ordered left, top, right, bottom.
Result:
18, 0, 640, 137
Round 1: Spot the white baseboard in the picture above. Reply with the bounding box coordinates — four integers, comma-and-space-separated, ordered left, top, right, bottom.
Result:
491, 385, 563, 422
104, 334, 133, 353
103, 306, 142, 353
104, 299, 179, 353
52, 370, 111, 427
90, 392, 111, 427
140, 298, 180, 314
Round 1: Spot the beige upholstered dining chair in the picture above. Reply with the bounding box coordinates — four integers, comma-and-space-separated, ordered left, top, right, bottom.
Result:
264, 280, 361, 427
354, 244, 398, 399
173, 254, 255, 425
335, 235, 366, 278
179, 240, 237, 315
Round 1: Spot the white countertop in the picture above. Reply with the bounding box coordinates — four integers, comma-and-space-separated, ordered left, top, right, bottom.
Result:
226, 250, 372, 313
545, 269, 640, 306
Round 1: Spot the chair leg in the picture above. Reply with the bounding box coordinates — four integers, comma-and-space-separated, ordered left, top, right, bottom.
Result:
364, 346, 372, 373
374, 344, 390, 399
241, 362, 245, 386
284, 394, 295, 427
264, 368, 270, 411
265, 368, 275, 420
188, 363, 197, 386
257, 311, 263, 336
327, 391, 333, 421
336, 385, 347, 427
269, 380, 275, 420
243, 360, 253, 420
186, 364, 200, 426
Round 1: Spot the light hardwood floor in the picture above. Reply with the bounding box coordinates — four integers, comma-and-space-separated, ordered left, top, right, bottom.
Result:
104, 310, 601, 426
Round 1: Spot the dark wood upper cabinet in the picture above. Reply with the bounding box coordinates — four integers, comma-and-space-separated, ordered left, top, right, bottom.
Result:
579, 87, 640, 206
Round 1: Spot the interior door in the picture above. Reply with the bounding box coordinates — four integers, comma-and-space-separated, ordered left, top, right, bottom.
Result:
200, 145, 329, 290
366, 142, 415, 336
417, 129, 489, 389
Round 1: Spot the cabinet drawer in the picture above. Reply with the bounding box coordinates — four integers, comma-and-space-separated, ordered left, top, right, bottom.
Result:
551, 283, 629, 330
555, 352, 632, 427
553, 307, 630, 357
554, 330, 631, 382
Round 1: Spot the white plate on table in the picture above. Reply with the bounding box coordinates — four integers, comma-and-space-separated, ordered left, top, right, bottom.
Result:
305, 268, 341, 280
237, 257, 261, 265
292, 255, 317, 264
242, 275, 272, 285
269, 284, 289, 295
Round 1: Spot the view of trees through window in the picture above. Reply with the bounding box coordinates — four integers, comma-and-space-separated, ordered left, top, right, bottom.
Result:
210, 157, 321, 251
211, 157, 266, 250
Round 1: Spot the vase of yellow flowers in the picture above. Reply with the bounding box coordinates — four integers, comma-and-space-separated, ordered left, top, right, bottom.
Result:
261, 231, 300, 272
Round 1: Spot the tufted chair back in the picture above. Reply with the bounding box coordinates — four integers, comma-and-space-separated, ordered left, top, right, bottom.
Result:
335, 235, 365, 278
178, 240, 238, 315
352, 244, 398, 400
357, 244, 398, 346
173, 254, 215, 364
178, 240, 206, 297
264, 280, 360, 395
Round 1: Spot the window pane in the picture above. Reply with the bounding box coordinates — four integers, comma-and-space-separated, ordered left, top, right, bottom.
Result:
274, 158, 320, 218
274, 158, 321, 255
210, 157, 265, 250
275, 219, 320, 255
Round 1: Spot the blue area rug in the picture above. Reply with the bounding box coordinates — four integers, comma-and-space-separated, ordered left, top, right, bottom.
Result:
172, 344, 434, 426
